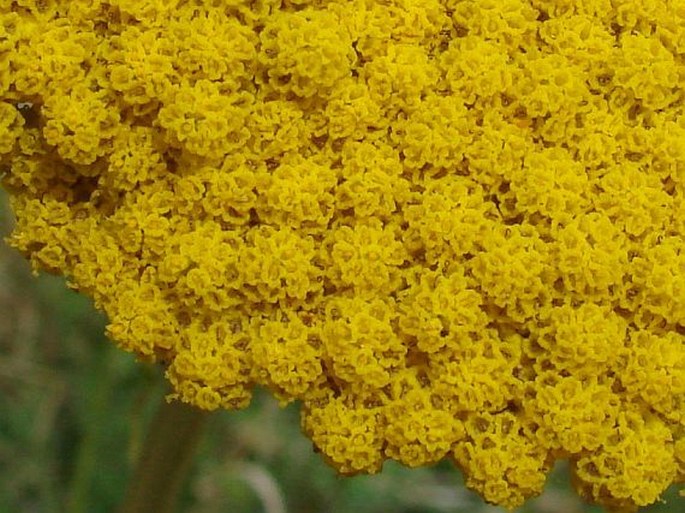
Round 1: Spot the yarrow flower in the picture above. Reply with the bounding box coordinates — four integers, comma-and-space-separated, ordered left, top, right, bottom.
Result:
1, 0, 684, 510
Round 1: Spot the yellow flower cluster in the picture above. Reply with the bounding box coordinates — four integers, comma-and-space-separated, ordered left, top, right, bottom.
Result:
2, 0, 684, 510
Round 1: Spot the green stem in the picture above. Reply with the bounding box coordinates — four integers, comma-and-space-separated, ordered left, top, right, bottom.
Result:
118, 396, 210, 513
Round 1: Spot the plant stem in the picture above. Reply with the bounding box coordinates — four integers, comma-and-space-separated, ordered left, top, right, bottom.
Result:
118, 395, 210, 513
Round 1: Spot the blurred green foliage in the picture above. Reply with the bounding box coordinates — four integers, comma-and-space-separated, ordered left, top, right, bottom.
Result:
0, 190, 681, 513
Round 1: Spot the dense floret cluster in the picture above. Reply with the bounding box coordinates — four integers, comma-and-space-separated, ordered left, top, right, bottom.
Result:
1, 0, 684, 510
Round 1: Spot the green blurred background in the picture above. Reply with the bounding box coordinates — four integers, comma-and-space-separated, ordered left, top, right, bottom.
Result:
0, 189, 681, 513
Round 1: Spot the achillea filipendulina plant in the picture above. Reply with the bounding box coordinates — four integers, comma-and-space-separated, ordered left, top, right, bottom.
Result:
1, 0, 684, 511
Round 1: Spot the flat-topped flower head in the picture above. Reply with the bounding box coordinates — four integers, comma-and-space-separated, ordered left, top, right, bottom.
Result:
1, 1, 683, 510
